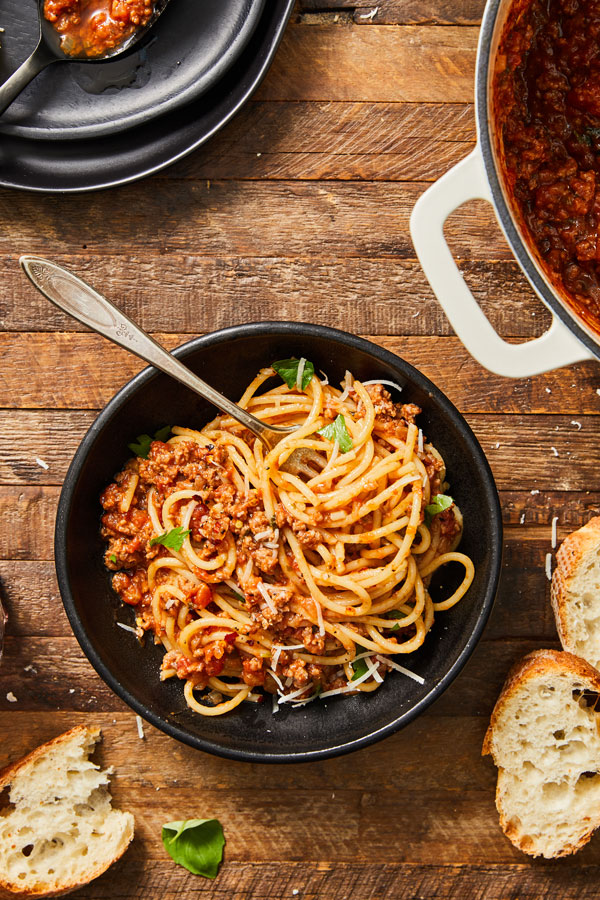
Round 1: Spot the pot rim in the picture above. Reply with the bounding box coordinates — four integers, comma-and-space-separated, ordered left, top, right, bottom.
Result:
475, 0, 600, 360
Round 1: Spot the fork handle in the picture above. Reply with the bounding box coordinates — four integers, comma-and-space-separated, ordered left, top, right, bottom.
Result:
0, 42, 56, 116
19, 256, 282, 445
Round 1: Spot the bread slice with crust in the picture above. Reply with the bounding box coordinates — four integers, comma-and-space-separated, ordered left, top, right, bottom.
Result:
483, 649, 600, 858
0, 726, 134, 898
551, 516, 600, 669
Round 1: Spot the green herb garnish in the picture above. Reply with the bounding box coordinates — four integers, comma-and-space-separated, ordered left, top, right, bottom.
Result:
318, 414, 353, 453
424, 494, 454, 526
161, 819, 225, 879
351, 657, 369, 680
384, 610, 403, 632
272, 358, 315, 391
109, 553, 117, 564
128, 426, 172, 458
150, 527, 191, 552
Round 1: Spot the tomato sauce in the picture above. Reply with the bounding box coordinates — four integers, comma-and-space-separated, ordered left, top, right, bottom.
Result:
44, 0, 155, 57
495, 0, 600, 332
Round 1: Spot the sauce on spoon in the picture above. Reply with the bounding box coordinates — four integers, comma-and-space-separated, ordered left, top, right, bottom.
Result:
43, 0, 155, 57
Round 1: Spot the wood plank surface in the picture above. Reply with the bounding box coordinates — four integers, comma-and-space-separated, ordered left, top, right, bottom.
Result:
1, 3, 599, 898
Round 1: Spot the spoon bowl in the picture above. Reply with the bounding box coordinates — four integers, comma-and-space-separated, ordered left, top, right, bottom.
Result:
0, 0, 171, 116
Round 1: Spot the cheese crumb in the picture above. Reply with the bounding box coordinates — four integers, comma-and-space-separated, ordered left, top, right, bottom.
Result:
519, 513, 525, 524
6, 692, 17, 703
531, 489, 540, 495
551, 446, 559, 457
545, 387, 552, 393
571, 420, 582, 430
545, 553, 552, 582
358, 6, 379, 19
136, 714, 145, 740
35, 457, 49, 470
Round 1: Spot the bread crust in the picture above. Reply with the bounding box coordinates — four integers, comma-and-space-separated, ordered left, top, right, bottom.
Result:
551, 516, 600, 656
0, 726, 134, 899
482, 648, 600, 756
482, 649, 600, 858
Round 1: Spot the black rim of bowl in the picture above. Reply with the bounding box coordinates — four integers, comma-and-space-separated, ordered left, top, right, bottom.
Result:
55, 321, 503, 762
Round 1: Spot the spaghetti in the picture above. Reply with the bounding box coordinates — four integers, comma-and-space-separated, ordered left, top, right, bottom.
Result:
100, 362, 474, 716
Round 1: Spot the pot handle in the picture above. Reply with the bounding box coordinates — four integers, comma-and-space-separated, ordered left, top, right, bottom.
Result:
410, 148, 594, 377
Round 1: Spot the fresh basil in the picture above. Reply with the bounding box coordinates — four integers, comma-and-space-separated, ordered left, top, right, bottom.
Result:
318, 414, 353, 453
384, 610, 403, 632
424, 494, 454, 526
128, 433, 152, 459
351, 657, 369, 680
272, 358, 315, 391
128, 425, 172, 458
150, 526, 191, 552
161, 818, 225, 879
109, 553, 117, 564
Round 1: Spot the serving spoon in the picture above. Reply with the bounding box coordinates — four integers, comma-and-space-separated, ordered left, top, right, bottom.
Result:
19, 256, 322, 475
0, 0, 170, 116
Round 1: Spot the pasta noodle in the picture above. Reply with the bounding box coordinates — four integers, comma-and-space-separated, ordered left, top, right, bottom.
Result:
100, 363, 474, 715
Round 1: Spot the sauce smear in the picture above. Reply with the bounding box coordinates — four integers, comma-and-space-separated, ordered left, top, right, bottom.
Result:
44, 0, 155, 57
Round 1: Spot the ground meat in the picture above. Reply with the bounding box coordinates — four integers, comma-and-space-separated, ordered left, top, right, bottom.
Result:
359, 385, 422, 438
242, 656, 266, 687
281, 658, 311, 688
111, 569, 149, 606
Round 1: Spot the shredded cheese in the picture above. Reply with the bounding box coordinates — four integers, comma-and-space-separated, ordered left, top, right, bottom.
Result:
35, 457, 49, 470
551, 516, 558, 549
257, 582, 277, 613
376, 655, 425, 685
117, 621, 138, 634
296, 357, 307, 391
362, 379, 403, 394
545, 552, 552, 581
136, 715, 145, 740
417, 429, 424, 454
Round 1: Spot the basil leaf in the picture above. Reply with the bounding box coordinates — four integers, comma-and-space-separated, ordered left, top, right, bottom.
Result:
424, 494, 454, 526
154, 425, 172, 442
150, 526, 191, 552
162, 818, 225, 879
272, 358, 315, 391
384, 610, 402, 632
128, 433, 152, 459
318, 415, 353, 453
351, 657, 369, 680
109, 554, 117, 564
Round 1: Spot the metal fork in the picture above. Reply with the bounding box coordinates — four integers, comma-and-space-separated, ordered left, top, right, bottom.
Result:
19, 257, 322, 474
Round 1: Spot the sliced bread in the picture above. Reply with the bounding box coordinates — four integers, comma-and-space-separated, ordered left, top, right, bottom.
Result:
0, 725, 134, 898
483, 649, 600, 858
551, 515, 600, 668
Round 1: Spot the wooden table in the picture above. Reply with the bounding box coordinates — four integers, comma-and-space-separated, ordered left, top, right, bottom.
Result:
2, 2, 600, 897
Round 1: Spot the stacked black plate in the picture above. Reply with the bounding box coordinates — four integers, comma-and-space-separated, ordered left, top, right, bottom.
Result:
0, 0, 294, 192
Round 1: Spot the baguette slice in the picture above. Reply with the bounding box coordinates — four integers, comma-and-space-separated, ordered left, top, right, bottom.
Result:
551, 516, 600, 669
483, 649, 600, 858
0, 726, 134, 898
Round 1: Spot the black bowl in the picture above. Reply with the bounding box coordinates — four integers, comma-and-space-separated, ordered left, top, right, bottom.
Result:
55, 322, 502, 762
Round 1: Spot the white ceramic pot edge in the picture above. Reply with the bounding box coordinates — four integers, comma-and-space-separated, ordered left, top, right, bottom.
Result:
409, 146, 594, 378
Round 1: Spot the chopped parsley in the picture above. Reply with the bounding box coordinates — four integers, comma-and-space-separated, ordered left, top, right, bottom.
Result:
318, 414, 353, 453
272, 357, 315, 391
424, 493, 454, 526
150, 527, 191, 552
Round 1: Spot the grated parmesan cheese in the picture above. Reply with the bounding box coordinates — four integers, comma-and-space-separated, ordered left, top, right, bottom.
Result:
296, 357, 306, 391
116, 621, 138, 634
6, 692, 17, 703
545, 552, 552, 581
376, 655, 425, 685
358, 5, 379, 18
362, 379, 403, 394
417, 429, 424, 454
319, 370, 329, 386
136, 715, 145, 740
35, 457, 49, 470
571, 420, 582, 430
551, 516, 558, 549
257, 582, 277, 613
551, 446, 559, 457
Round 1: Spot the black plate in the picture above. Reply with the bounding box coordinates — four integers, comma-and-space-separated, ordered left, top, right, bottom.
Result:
0, 0, 265, 139
55, 322, 502, 763
0, 0, 293, 192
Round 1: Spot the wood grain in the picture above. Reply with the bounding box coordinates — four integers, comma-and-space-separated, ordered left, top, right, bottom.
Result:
256, 25, 478, 102
300, 0, 486, 26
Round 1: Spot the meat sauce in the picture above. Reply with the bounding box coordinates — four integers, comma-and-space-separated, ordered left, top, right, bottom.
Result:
495, 0, 600, 331
43, 0, 155, 57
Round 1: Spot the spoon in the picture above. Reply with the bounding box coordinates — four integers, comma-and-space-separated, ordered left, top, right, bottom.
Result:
19, 256, 322, 474
0, 0, 170, 117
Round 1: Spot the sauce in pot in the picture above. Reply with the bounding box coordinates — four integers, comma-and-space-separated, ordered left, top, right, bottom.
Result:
44, 0, 155, 57
495, 0, 600, 333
